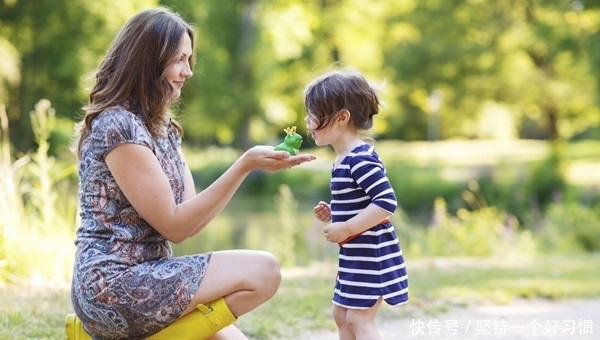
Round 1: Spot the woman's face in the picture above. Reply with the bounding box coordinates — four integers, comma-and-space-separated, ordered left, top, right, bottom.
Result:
166, 33, 193, 99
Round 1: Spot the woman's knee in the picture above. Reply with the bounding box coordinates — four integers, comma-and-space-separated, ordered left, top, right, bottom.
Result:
252, 251, 281, 294
196, 250, 281, 300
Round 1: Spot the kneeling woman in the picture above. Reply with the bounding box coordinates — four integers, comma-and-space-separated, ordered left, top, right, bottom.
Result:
70, 7, 315, 340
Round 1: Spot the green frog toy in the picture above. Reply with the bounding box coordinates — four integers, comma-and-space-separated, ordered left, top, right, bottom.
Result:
274, 126, 303, 155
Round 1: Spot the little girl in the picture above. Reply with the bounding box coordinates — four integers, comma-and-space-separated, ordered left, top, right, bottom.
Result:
304, 68, 408, 340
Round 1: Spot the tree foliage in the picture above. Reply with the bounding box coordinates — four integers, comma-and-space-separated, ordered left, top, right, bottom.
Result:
0, 0, 157, 151
0, 0, 598, 153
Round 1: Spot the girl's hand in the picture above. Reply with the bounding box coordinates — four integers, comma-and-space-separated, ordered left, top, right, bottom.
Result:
313, 201, 331, 222
323, 222, 350, 243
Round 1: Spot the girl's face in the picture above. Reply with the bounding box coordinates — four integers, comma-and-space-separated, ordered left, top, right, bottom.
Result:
305, 112, 332, 146
166, 33, 193, 99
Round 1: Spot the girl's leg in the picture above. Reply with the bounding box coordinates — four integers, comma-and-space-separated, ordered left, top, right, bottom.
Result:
345, 297, 383, 340
332, 305, 355, 340
183, 249, 281, 317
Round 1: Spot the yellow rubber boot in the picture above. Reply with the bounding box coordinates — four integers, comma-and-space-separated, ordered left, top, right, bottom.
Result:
149, 297, 237, 339
65, 297, 236, 340
65, 314, 92, 340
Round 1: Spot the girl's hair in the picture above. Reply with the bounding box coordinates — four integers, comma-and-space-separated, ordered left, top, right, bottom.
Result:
304, 68, 380, 133
74, 7, 195, 157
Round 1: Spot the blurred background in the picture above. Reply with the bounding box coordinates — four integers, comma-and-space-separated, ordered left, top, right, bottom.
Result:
1, 0, 599, 283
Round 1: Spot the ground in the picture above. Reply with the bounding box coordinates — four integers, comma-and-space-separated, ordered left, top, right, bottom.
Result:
295, 298, 600, 339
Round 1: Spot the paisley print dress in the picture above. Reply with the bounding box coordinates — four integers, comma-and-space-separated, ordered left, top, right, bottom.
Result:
71, 108, 211, 339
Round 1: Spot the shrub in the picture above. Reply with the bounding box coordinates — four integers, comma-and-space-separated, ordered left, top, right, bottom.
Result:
0, 100, 77, 283
541, 203, 600, 253
426, 205, 509, 257
390, 209, 428, 258
386, 162, 464, 223
422, 182, 537, 258
525, 144, 568, 211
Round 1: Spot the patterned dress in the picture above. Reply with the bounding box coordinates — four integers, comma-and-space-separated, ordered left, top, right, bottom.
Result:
71, 108, 211, 339
330, 144, 409, 309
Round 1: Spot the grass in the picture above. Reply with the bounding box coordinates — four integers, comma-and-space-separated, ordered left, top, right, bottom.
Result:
0, 282, 72, 340
241, 253, 600, 339
1, 254, 599, 339
407, 254, 600, 305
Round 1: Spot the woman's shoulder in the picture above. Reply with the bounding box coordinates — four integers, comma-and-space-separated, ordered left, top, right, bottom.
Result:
92, 107, 148, 134
90, 107, 153, 148
95, 106, 140, 125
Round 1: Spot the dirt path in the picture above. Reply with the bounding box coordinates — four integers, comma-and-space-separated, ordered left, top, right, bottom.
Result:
296, 298, 600, 339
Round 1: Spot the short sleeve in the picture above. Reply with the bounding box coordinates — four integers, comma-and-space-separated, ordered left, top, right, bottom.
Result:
89, 108, 154, 160
349, 152, 397, 214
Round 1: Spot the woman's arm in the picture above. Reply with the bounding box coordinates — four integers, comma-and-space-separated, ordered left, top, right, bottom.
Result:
106, 144, 315, 243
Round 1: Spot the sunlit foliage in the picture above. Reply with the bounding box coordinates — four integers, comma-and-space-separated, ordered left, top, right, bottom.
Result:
0, 0, 598, 152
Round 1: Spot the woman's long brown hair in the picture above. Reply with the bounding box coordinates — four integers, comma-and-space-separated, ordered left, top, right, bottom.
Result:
74, 7, 195, 158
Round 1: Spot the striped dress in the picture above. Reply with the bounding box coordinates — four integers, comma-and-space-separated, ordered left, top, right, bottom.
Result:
330, 144, 408, 309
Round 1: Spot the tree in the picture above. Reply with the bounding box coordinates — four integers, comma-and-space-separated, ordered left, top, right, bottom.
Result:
162, 0, 262, 149
0, 0, 157, 153
382, 0, 599, 141
1, 0, 598, 151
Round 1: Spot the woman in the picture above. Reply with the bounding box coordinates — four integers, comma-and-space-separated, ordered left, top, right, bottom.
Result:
70, 7, 315, 340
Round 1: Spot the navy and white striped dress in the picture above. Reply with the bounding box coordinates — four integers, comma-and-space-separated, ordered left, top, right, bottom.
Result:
330, 144, 408, 309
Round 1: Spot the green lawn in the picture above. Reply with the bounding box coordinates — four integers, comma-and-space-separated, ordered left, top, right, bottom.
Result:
237, 254, 600, 339
1, 254, 599, 339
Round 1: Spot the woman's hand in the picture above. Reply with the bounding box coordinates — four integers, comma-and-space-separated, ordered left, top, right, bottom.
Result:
239, 146, 315, 173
